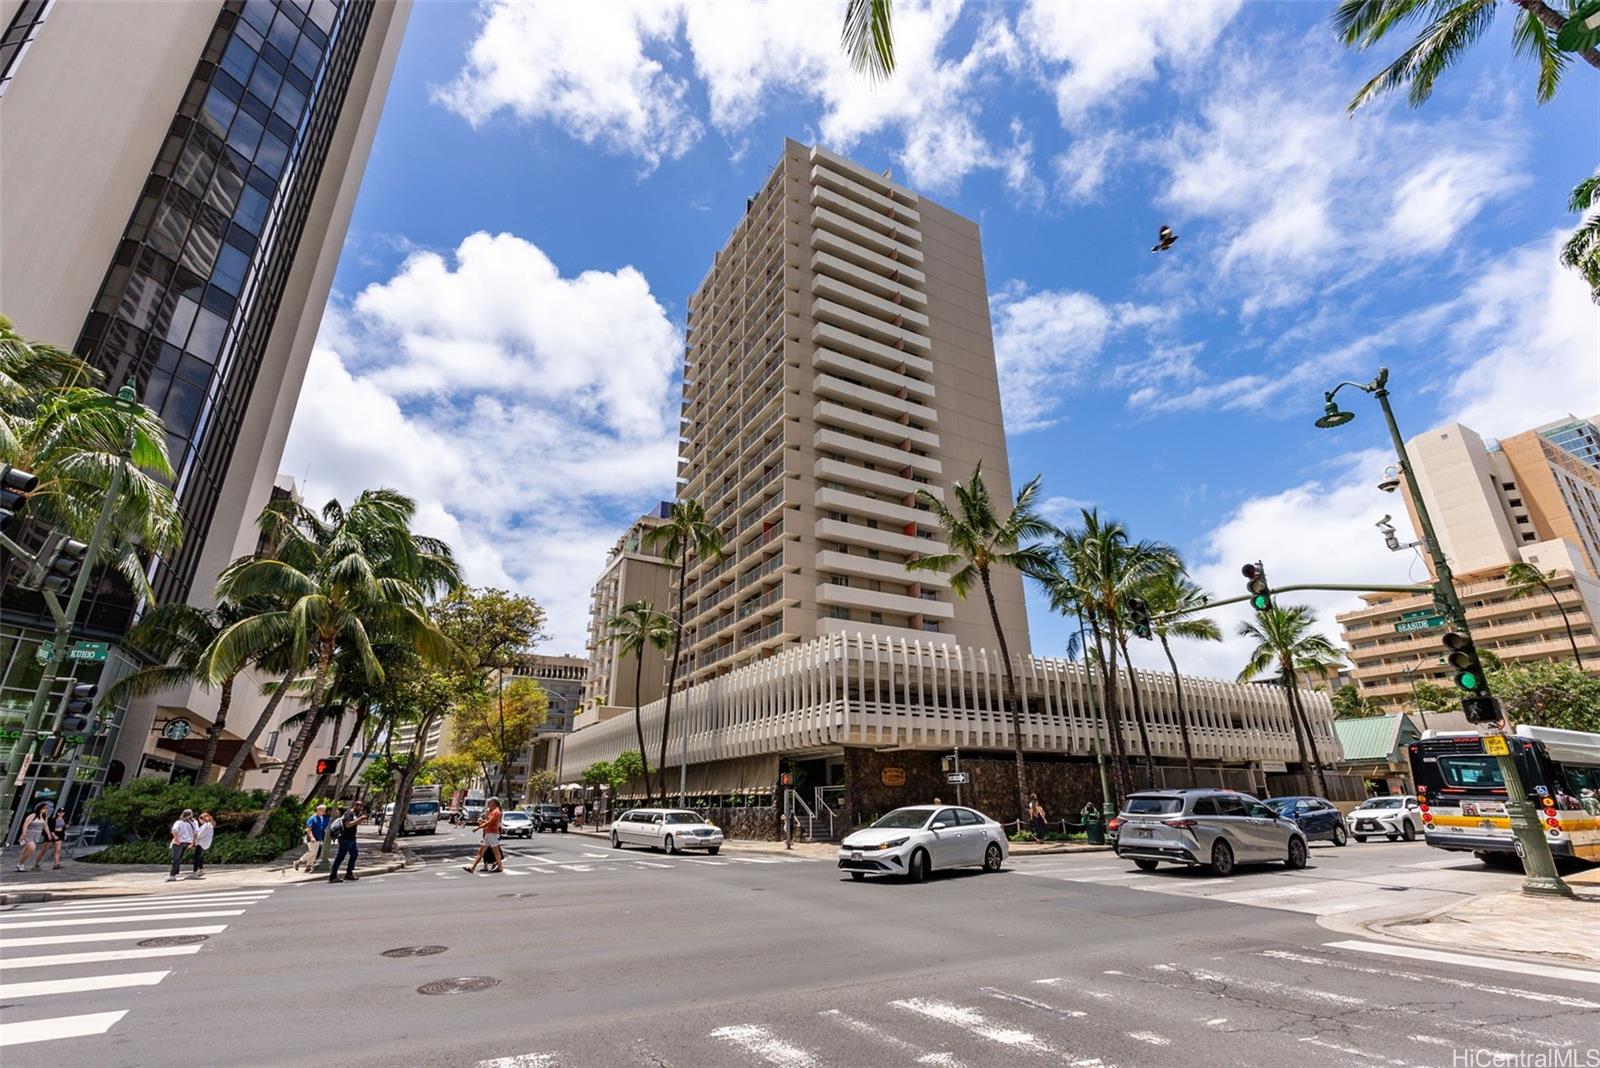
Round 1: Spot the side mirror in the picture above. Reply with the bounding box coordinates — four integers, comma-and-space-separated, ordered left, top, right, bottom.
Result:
930, 822, 947, 831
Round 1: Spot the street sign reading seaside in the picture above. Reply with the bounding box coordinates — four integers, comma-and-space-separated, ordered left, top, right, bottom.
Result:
1394, 615, 1446, 634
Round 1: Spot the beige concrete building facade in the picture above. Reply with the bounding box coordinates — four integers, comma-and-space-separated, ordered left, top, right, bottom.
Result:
677, 140, 1028, 688
1, 0, 411, 804
1339, 418, 1600, 709
582, 507, 675, 716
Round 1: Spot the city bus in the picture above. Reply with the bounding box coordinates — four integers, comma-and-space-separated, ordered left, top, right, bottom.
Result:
1407, 724, 1600, 865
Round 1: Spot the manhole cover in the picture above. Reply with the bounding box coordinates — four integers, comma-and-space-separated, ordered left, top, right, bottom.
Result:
382, 945, 448, 958
418, 977, 500, 995
138, 935, 209, 947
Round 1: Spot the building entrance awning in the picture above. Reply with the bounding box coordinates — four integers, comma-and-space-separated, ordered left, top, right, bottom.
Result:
155, 734, 263, 771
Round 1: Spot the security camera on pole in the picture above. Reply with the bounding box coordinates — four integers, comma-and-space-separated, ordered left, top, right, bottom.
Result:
1314, 367, 1572, 898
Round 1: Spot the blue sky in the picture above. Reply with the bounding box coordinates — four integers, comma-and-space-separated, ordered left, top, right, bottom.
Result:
281, 0, 1600, 679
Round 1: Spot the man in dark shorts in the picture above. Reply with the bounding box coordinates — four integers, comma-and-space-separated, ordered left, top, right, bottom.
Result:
328, 802, 365, 883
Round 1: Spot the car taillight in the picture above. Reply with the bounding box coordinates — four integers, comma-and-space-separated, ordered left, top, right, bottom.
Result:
1164, 818, 1198, 829
1107, 818, 1122, 832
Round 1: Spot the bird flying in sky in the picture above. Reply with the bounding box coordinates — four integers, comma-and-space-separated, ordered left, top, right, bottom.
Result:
1152, 226, 1178, 252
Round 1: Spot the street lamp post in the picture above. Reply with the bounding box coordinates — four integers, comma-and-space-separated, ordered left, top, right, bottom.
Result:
1315, 368, 1572, 898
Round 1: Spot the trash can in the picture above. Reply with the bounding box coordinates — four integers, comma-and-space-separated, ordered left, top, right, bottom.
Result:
1082, 803, 1104, 845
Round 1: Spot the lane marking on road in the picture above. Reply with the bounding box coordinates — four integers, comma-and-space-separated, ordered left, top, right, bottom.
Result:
891, 998, 1109, 1067
981, 987, 1087, 1019
475, 1053, 557, 1067
1401, 857, 1484, 870
0, 1010, 128, 1048
1203, 1018, 1229, 1029
1298, 1034, 1425, 1067
499, 867, 530, 876
1150, 963, 1365, 1006
633, 862, 672, 869
675, 858, 729, 865
0, 945, 204, 970
29, 890, 272, 911
559, 865, 594, 873
818, 1008, 971, 1068
710, 1023, 820, 1067
0, 970, 170, 999
581, 852, 610, 859
728, 857, 782, 864
1127, 1032, 1170, 1046
1213, 885, 1317, 902
1323, 940, 1600, 987
0, 910, 245, 930
0, 925, 228, 949
24, 895, 271, 916
1259, 950, 1600, 1010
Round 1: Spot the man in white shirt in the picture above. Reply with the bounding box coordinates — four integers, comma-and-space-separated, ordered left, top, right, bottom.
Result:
191, 811, 216, 878
168, 808, 197, 882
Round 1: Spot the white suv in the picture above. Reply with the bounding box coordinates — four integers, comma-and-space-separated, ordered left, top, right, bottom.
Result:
1347, 795, 1422, 842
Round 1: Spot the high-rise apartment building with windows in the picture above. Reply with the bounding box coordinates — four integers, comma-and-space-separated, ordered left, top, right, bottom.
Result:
677, 140, 1028, 687
581, 506, 675, 717
0, 0, 410, 808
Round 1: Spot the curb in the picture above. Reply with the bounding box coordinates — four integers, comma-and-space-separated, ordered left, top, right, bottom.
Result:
1317, 895, 1600, 973
0, 891, 51, 906
0, 848, 417, 902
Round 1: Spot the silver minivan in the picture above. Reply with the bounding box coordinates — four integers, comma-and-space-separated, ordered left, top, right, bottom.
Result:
1115, 790, 1308, 876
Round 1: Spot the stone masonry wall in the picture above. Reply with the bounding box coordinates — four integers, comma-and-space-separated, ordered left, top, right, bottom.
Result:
842, 747, 1104, 829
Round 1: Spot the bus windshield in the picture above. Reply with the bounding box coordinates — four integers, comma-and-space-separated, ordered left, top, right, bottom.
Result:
1436, 755, 1504, 790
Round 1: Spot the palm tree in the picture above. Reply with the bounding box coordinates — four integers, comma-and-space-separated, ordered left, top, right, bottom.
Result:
1143, 568, 1223, 787
1335, 0, 1600, 114
211, 490, 460, 837
642, 499, 724, 803
1565, 174, 1600, 304
1238, 605, 1341, 797
0, 314, 98, 456
842, 0, 894, 80
1506, 561, 1584, 666
604, 600, 675, 808
907, 463, 1053, 823
1050, 511, 1179, 799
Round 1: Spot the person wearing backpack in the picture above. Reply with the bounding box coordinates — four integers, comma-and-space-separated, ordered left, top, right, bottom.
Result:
328, 801, 364, 883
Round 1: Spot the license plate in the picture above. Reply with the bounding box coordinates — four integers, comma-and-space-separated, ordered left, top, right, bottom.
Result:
1358, 821, 1376, 830
1137, 828, 1152, 838
851, 851, 863, 860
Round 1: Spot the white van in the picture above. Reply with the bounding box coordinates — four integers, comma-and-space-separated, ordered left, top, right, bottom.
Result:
384, 798, 440, 835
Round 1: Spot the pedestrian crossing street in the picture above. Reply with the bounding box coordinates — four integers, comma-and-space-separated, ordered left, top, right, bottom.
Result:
1010, 850, 1522, 918
470, 939, 1599, 1068
0, 887, 276, 1050
417, 847, 825, 881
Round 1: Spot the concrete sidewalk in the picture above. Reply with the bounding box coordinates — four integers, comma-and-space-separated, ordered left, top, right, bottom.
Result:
1359, 866, 1600, 968
1, 827, 413, 903
569, 825, 1111, 859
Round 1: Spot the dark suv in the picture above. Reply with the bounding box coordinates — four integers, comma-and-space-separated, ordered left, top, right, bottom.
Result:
533, 804, 569, 833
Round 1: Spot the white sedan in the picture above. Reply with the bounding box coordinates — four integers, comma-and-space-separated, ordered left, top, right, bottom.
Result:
838, 805, 1008, 883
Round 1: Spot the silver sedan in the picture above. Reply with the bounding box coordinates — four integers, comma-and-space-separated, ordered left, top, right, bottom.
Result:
838, 805, 1009, 883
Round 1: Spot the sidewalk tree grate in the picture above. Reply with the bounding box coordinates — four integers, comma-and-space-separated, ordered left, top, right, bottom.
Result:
138, 935, 209, 947
383, 945, 448, 958
418, 977, 500, 995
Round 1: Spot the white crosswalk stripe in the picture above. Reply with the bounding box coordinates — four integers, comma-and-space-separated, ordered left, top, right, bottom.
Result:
0, 888, 274, 1050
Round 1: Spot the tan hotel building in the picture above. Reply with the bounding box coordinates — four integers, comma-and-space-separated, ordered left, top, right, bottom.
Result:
582, 507, 674, 715
1339, 417, 1600, 709
565, 142, 1338, 822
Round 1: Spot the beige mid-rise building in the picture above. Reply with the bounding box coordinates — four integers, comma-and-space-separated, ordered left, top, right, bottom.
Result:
1339, 418, 1600, 708
677, 139, 1028, 687
582, 506, 675, 717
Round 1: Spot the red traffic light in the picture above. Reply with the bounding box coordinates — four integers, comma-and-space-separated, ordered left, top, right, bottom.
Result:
315, 758, 335, 775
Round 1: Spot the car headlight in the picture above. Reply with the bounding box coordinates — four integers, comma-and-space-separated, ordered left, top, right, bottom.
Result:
879, 838, 909, 850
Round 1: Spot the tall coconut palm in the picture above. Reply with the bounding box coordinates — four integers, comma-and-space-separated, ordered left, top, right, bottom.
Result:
907, 463, 1053, 823
604, 600, 675, 808
1506, 561, 1585, 666
1050, 511, 1179, 800
1565, 174, 1600, 304
0, 314, 98, 455
1237, 605, 1341, 797
1143, 569, 1223, 787
211, 489, 460, 837
842, 0, 894, 80
1335, 0, 1600, 114
642, 499, 724, 803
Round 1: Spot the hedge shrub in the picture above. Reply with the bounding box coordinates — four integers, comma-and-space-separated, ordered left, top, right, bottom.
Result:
81, 833, 289, 866
83, 779, 307, 864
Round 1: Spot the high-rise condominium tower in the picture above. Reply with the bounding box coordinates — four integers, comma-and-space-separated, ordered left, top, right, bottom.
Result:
678, 140, 1030, 687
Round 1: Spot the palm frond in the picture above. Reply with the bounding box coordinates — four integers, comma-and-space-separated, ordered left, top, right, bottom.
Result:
842, 0, 894, 81
1511, 7, 1570, 102
1346, 0, 1498, 111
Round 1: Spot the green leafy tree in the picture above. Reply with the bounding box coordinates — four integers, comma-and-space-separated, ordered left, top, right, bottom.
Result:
452, 676, 548, 797
1494, 659, 1600, 731
642, 499, 724, 803
1505, 561, 1585, 667
376, 658, 472, 854
1410, 679, 1459, 713
1143, 567, 1224, 785
525, 769, 558, 805
211, 490, 461, 837
432, 586, 548, 673
1331, 683, 1385, 718
842, 0, 894, 80
1237, 605, 1342, 797
422, 752, 478, 798
1048, 510, 1179, 799
612, 749, 647, 797
908, 463, 1054, 821
1563, 174, 1600, 304
603, 600, 675, 807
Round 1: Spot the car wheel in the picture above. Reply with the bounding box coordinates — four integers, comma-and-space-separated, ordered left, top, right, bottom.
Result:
1401, 820, 1417, 842
666, 835, 678, 855
907, 848, 931, 883
1133, 858, 1159, 871
983, 843, 1004, 872
1353, 834, 1367, 843
1209, 840, 1236, 877
610, 833, 621, 849
1286, 836, 1308, 870
1333, 824, 1348, 847
851, 871, 866, 881
561, 826, 568, 834
707, 846, 719, 855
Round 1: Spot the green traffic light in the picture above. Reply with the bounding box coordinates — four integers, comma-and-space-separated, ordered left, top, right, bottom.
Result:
1457, 671, 1482, 691
1251, 595, 1270, 611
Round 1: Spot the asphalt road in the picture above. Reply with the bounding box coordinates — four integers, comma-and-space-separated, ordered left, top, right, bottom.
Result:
3, 825, 1594, 1067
